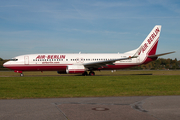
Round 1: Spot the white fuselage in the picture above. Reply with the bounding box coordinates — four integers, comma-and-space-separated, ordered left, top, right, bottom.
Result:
3, 53, 144, 72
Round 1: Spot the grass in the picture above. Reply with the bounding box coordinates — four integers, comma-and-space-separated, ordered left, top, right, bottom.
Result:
0, 71, 180, 99
0, 70, 180, 77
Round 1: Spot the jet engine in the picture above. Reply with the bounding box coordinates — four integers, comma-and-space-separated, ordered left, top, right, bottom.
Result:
66, 65, 85, 74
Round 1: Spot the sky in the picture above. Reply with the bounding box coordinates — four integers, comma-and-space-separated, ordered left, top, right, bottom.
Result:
0, 0, 180, 59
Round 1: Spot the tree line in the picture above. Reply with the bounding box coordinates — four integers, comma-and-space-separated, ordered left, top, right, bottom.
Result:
0, 57, 180, 70
0, 58, 8, 70
129, 58, 180, 70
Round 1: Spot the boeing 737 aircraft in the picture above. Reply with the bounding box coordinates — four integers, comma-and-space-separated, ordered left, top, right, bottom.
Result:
3, 25, 175, 76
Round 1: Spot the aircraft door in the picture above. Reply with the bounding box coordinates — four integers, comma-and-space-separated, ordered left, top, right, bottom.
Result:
24, 56, 29, 65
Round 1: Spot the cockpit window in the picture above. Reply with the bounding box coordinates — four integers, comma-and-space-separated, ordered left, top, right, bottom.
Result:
10, 58, 18, 61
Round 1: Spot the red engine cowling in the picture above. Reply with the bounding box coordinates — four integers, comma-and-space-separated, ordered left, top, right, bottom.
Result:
66, 65, 85, 74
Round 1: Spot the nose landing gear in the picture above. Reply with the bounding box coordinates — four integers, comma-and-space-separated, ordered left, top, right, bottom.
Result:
20, 73, 24, 77
14, 70, 24, 77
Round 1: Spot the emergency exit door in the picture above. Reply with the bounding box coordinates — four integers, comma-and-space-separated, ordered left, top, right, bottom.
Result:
24, 56, 29, 65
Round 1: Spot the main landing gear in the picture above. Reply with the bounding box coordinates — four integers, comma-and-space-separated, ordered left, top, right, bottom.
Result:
82, 71, 95, 76
89, 71, 95, 76
82, 71, 88, 76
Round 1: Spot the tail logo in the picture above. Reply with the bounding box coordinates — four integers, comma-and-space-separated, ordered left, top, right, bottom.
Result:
138, 46, 142, 55
141, 27, 160, 53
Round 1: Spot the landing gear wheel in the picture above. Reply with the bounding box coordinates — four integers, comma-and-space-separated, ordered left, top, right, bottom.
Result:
20, 73, 24, 77
89, 72, 95, 76
82, 71, 88, 76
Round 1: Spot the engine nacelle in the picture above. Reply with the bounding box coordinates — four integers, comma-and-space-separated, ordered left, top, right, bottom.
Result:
66, 65, 85, 74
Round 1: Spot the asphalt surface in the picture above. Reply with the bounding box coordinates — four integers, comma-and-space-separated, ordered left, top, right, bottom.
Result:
0, 96, 180, 120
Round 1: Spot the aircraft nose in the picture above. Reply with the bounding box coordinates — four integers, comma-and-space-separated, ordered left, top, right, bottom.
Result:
3, 61, 10, 68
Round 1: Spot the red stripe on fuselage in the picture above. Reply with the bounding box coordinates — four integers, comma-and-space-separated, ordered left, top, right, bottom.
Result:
4, 64, 68, 71
5, 63, 138, 71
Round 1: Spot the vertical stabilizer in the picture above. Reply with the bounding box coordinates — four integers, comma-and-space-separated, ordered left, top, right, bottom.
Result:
137, 25, 161, 56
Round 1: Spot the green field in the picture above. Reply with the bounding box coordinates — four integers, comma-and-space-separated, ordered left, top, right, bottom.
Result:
0, 70, 180, 99
0, 70, 180, 76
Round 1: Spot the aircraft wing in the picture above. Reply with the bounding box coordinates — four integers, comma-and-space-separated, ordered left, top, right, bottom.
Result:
83, 56, 137, 69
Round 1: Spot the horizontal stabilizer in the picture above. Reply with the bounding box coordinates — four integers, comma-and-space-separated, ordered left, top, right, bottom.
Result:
148, 51, 175, 58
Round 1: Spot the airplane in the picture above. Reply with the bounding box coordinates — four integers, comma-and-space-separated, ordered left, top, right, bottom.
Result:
3, 25, 175, 76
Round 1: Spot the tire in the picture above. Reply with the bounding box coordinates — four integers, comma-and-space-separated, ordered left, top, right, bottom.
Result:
89, 72, 95, 76
82, 71, 88, 76
20, 73, 24, 77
